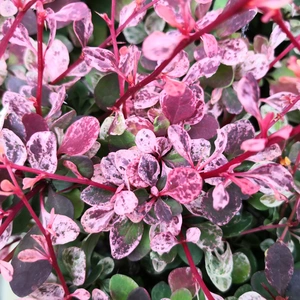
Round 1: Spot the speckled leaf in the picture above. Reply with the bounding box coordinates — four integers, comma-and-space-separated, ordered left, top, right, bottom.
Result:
202, 33, 218, 58
114, 191, 139, 215
62, 247, 86, 286
205, 242, 233, 292
58, 116, 100, 156
221, 87, 243, 114
53, 2, 90, 22
126, 158, 149, 188
196, 222, 223, 251
160, 167, 203, 204
51, 214, 80, 245
110, 218, 144, 259
26, 131, 57, 173
27, 283, 64, 300
144, 11, 165, 34
0, 128, 27, 166
213, 183, 230, 210
71, 289, 90, 300
168, 125, 193, 165
83, 47, 118, 73
168, 267, 199, 296
81, 186, 114, 206
238, 292, 265, 300
154, 198, 173, 223
92, 288, 109, 300
232, 252, 251, 284
101, 153, 124, 186
119, 1, 147, 28
265, 242, 294, 295
138, 154, 160, 186
134, 87, 160, 109
81, 206, 114, 233
73, 12, 93, 47
150, 232, 178, 255
109, 274, 138, 300
135, 129, 156, 153
0, 222, 12, 250
23, 113, 49, 141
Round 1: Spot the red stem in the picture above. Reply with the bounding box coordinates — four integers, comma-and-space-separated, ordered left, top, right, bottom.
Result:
240, 223, 291, 236
0, 0, 38, 58
4, 160, 69, 296
35, 4, 46, 116
179, 232, 214, 300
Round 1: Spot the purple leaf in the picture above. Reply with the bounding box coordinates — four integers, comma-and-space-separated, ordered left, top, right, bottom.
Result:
101, 153, 124, 186
58, 116, 100, 156
110, 218, 144, 259
265, 242, 294, 295
160, 167, 203, 204
53, 2, 90, 22
81, 186, 114, 206
150, 232, 178, 255
218, 38, 248, 66
189, 114, 219, 140
135, 129, 156, 153
73, 11, 93, 47
160, 85, 197, 124
26, 131, 57, 173
223, 120, 255, 156
154, 198, 173, 223
62, 247, 86, 286
236, 72, 261, 120
83, 47, 118, 73
138, 154, 160, 186
0, 222, 12, 250
221, 87, 243, 115
142, 31, 184, 61
3, 112, 26, 143
204, 155, 228, 186
51, 214, 80, 245
0, 128, 27, 166
114, 191, 139, 215
168, 125, 193, 165
22, 113, 49, 142
2, 91, 34, 117
27, 283, 65, 300
186, 227, 201, 244
168, 267, 200, 296
212, 183, 230, 210
92, 289, 109, 300
81, 207, 115, 233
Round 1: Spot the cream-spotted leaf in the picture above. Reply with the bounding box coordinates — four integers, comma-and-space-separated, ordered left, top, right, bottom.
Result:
135, 129, 156, 153
150, 232, 178, 255
138, 154, 160, 186
114, 191, 139, 215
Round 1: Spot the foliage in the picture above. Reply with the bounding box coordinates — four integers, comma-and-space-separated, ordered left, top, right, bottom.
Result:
0, 0, 300, 299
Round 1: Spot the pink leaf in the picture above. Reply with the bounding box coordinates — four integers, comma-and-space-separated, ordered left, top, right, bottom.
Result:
190, 138, 211, 163
26, 131, 57, 173
237, 72, 261, 120
0, 260, 13, 281
101, 153, 124, 186
202, 33, 218, 58
186, 227, 201, 244
81, 207, 115, 233
0, 128, 27, 166
68, 60, 92, 77
230, 177, 261, 195
248, 144, 282, 162
45, 8, 56, 50
45, 86, 66, 121
92, 289, 109, 300
114, 191, 139, 215
151, 232, 178, 255
135, 128, 156, 154
28, 283, 65, 300
119, 45, 141, 79
83, 47, 118, 73
126, 158, 149, 188
44, 40, 69, 82
134, 87, 160, 109
138, 154, 160, 186
51, 214, 80, 245
142, 31, 184, 61
58, 116, 100, 156
218, 38, 248, 66
0, 222, 12, 251
160, 167, 203, 204
71, 289, 90, 300
114, 149, 140, 175
212, 183, 230, 210
23, 174, 45, 190
53, 2, 90, 22
18, 249, 48, 262
241, 138, 267, 152
119, 1, 147, 28
153, 137, 172, 156
168, 125, 193, 165
0, 0, 17, 17
73, 12, 93, 48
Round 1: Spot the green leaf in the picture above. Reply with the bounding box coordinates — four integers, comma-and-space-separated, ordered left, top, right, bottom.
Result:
63, 189, 84, 219
128, 225, 151, 261
177, 243, 203, 265
232, 252, 251, 284
109, 274, 139, 300
108, 130, 136, 150
251, 271, 279, 299
62, 156, 94, 179
213, 0, 228, 9
201, 64, 234, 88
123, 23, 147, 44
170, 288, 193, 300
94, 73, 120, 111
234, 284, 252, 298
196, 222, 223, 251
99, 257, 114, 278
151, 281, 171, 300
144, 11, 165, 34
164, 198, 183, 216
81, 233, 101, 272
248, 193, 269, 211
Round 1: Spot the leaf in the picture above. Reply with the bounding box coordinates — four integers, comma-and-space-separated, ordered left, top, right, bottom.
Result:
168, 267, 199, 296
265, 242, 294, 295
238, 292, 266, 300
186, 227, 201, 244
0, 128, 27, 166
26, 131, 57, 173
189, 115, 219, 140
22, 113, 49, 141
171, 288, 193, 300
110, 218, 144, 259
124, 23, 148, 44
138, 154, 160, 186
94, 73, 120, 111
83, 47, 118, 73
81, 186, 114, 206
62, 247, 86, 286
18, 249, 48, 262
135, 129, 156, 153
119, 1, 147, 28
213, 183, 230, 210
178, 243, 203, 265
71, 289, 90, 300
101, 153, 124, 186
81, 206, 115, 233
58, 116, 100, 156
62, 156, 94, 179
154, 198, 173, 223
196, 222, 223, 251
114, 191, 139, 215
150, 232, 179, 255
144, 11, 165, 34
92, 288, 109, 300
0, 0, 17, 17
160, 167, 203, 204
201, 64, 234, 88
73, 11, 93, 47
286, 269, 300, 300
221, 87, 243, 114
109, 274, 138, 300
151, 281, 172, 300
127, 287, 151, 300
142, 31, 184, 61
205, 242, 233, 292
168, 125, 193, 165
27, 283, 65, 300
53, 2, 90, 21
232, 252, 251, 284
251, 271, 279, 299
0, 260, 13, 282
0, 221, 12, 250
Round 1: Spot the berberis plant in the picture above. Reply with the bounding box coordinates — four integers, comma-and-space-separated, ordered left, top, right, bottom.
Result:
0, 0, 300, 299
